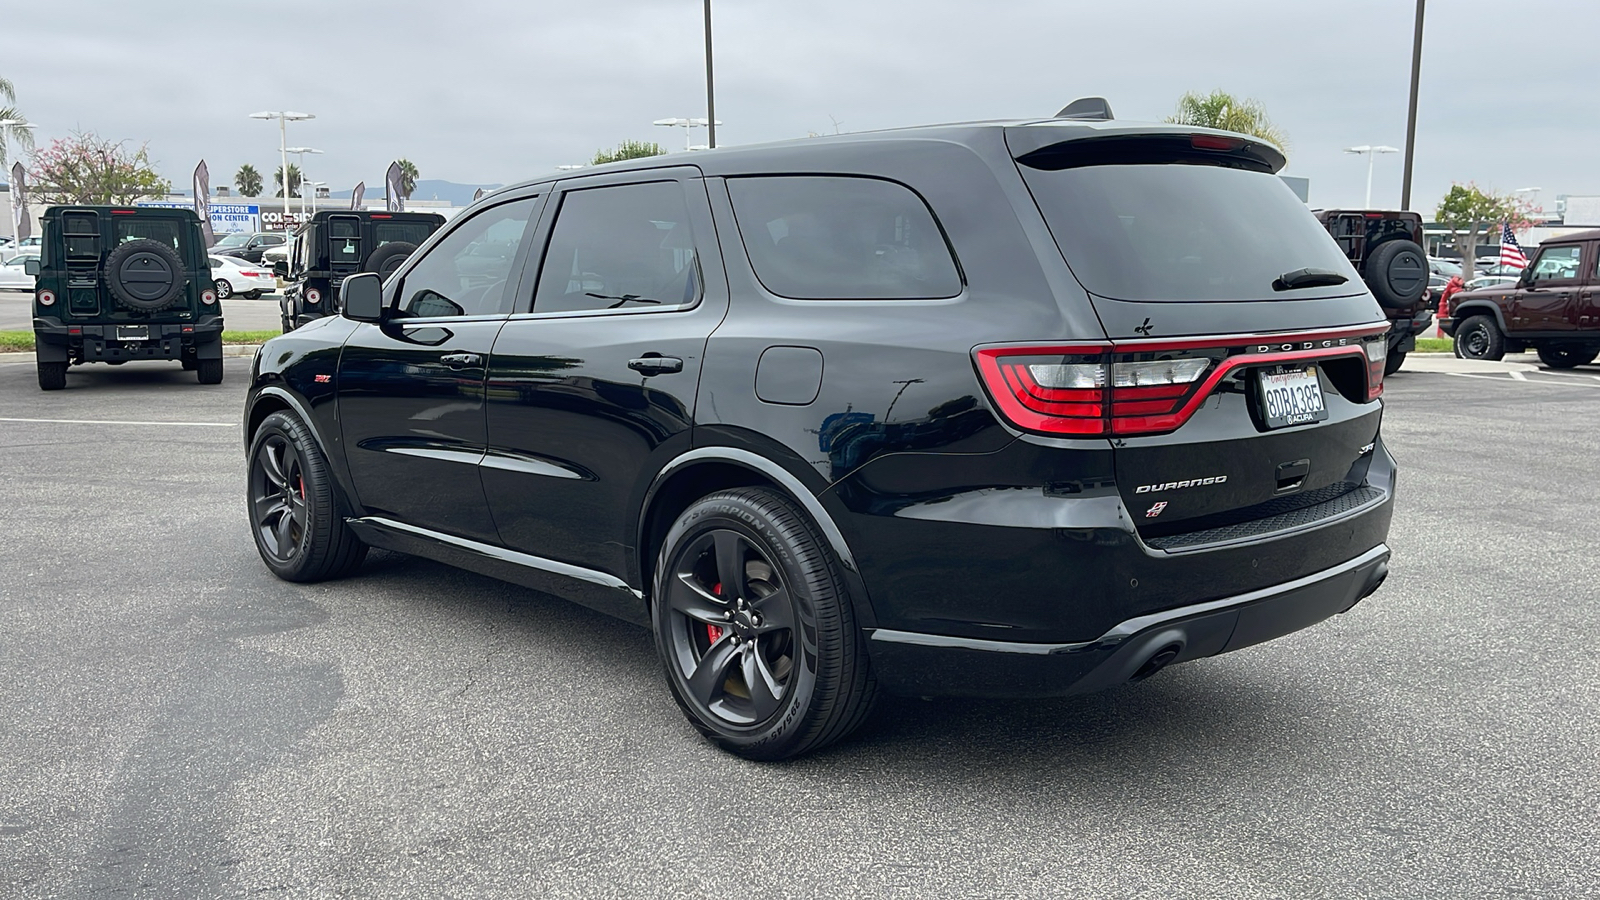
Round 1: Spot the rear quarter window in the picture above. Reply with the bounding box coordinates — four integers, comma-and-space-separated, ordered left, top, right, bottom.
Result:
726, 176, 962, 300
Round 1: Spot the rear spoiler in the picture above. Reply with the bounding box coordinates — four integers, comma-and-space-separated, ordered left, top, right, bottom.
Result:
1010, 131, 1287, 175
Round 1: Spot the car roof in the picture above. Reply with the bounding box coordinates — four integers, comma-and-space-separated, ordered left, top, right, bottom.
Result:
1542, 228, 1600, 243
490, 117, 1289, 193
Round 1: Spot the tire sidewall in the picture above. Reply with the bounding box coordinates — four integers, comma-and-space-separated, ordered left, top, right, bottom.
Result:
652, 493, 827, 757
1456, 316, 1503, 360
214, 278, 232, 299
247, 412, 328, 580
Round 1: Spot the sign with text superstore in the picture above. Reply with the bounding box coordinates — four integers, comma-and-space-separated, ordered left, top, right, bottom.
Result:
136, 201, 261, 235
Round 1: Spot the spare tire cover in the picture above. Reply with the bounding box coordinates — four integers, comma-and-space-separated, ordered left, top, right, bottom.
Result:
1364, 239, 1428, 309
105, 239, 187, 311
363, 241, 419, 278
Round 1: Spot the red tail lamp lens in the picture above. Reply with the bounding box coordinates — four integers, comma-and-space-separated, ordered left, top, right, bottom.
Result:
1190, 134, 1242, 151
975, 347, 1109, 434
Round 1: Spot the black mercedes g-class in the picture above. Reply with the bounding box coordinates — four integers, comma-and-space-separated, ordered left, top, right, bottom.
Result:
277, 210, 445, 332
28, 206, 224, 390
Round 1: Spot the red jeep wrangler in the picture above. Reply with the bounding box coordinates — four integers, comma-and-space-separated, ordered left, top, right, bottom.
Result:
1442, 229, 1600, 367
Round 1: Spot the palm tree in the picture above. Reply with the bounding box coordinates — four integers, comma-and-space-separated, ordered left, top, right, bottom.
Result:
395, 159, 418, 199
273, 163, 302, 199
1165, 90, 1288, 152
0, 75, 35, 170
234, 163, 263, 198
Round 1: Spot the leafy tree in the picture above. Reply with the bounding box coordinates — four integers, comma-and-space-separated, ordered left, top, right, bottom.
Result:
0, 75, 35, 169
591, 140, 667, 166
396, 158, 418, 199
234, 163, 262, 198
1435, 183, 1519, 267
273, 163, 302, 198
1165, 90, 1287, 152
27, 132, 170, 206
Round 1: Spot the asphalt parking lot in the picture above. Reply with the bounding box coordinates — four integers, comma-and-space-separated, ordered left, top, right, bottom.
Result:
1, 353, 1597, 898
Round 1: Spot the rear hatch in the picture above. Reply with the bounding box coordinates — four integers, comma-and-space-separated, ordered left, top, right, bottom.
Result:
987, 128, 1389, 540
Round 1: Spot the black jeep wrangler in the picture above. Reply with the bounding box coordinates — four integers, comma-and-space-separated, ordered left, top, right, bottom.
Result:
28, 206, 225, 390
1312, 209, 1432, 374
277, 210, 444, 331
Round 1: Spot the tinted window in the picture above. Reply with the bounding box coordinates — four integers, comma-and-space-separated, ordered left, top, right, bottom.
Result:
114, 219, 182, 249
398, 198, 538, 318
1530, 245, 1581, 283
727, 176, 961, 300
261, 234, 286, 246
374, 221, 435, 247
1019, 164, 1358, 302
532, 181, 700, 314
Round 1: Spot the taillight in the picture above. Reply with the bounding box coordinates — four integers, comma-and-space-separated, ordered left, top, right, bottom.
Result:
38, 290, 56, 306
201, 289, 217, 305
239, 270, 261, 277
305, 288, 322, 304
975, 326, 1389, 437
1364, 338, 1386, 401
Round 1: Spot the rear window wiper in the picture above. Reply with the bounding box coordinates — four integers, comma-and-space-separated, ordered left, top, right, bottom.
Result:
585, 292, 664, 309
1273, 267, 1348, 291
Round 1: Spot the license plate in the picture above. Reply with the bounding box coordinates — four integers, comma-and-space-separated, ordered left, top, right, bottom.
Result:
1257, 365, 1328, 429
116, 325, 149, 341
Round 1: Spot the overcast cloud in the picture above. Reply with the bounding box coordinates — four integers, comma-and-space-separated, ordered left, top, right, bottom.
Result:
5, 0, 1592, 212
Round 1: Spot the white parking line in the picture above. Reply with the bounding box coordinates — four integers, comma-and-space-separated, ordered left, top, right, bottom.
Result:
1447, 372, 1600, 388
0, 416, 236, 428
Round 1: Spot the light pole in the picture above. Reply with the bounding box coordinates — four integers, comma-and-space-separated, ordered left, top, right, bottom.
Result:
653, 117, 723, 152
249, 111, 314, 234
285, 147, 322, 222
1345, 145, 1399, 208
1401, 0, 1425, 210
704, 0, 716, 149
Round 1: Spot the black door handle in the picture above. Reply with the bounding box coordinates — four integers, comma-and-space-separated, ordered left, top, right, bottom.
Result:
628, 355, 684, 376
440, 352, 483, 369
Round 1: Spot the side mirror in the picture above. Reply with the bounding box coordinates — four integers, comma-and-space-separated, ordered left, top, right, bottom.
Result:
272, 260, 288, 279
23, 258, 40, 276
342, 272, 387, 323
1519, 268, 1536, 288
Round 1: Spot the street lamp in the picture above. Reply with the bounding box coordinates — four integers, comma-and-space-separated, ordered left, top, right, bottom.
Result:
653, 117, 723, 152
1344, 145, 1399, 208
249, 111, 314, 233
285, 146, 323, 221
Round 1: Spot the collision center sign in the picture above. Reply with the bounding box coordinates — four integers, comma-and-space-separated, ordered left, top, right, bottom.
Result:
136, 201, 261, 234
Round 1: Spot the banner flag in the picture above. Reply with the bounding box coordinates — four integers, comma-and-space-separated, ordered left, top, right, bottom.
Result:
193, 160, 216, 247
385, 162, 403, 212
9, 162, 27, 242
350, 181, 365, 210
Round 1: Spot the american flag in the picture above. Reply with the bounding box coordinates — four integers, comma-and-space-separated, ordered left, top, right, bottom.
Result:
1499, 222, 1529, 270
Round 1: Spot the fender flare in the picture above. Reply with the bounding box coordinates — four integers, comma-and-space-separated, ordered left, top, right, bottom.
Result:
1452, 301, 1510, 334
245, 383, 364, 515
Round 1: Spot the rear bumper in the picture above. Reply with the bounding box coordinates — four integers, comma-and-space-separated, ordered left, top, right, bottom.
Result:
34, 316, 224, 363
868, 543, 1389, 698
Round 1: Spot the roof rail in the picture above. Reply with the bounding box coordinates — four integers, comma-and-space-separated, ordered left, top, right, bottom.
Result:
1054, 97, 1114, 121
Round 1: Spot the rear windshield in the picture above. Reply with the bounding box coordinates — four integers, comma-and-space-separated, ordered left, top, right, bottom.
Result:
115, 218, 183, 250
1019, 164, 1358, 302
374, 221, 434, 247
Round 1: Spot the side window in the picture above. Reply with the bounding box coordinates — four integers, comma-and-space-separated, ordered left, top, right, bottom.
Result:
397, 197, 538, 318
726, 176, 962, 300
1530, 245, 1581, 284
532, 181, 700, 314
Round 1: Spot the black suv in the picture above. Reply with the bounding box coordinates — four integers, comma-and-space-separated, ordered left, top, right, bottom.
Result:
1312, 210, 1432, 374
30, 205, 225, 389
243, 103, 1395, 759
277, 210, 446, 332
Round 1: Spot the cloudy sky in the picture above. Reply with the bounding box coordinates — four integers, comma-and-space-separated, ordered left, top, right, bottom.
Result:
5, 0, 1592, 213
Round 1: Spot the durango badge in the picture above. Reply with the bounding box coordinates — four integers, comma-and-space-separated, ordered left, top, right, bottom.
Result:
1134, 475, 1228, 494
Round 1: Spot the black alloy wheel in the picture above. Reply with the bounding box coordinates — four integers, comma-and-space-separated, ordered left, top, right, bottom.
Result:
214, 278, 233, 300
1454, 315, 1505, 361
247, 411, 367, 582
654, 488, 877, 760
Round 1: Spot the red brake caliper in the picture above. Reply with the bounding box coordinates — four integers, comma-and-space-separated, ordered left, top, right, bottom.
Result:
706, 582, 725, 644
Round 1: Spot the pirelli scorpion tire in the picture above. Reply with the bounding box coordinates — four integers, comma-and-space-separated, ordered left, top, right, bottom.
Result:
104, 238, 187, 312
247, 411, 368, 582
653, 487, 879, 760
363, 241, 419, 279
1364, 239, 1428, 310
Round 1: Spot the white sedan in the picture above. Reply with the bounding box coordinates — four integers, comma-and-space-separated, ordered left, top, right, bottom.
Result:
0, 252, 38, 291
209, 255, 276, 299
